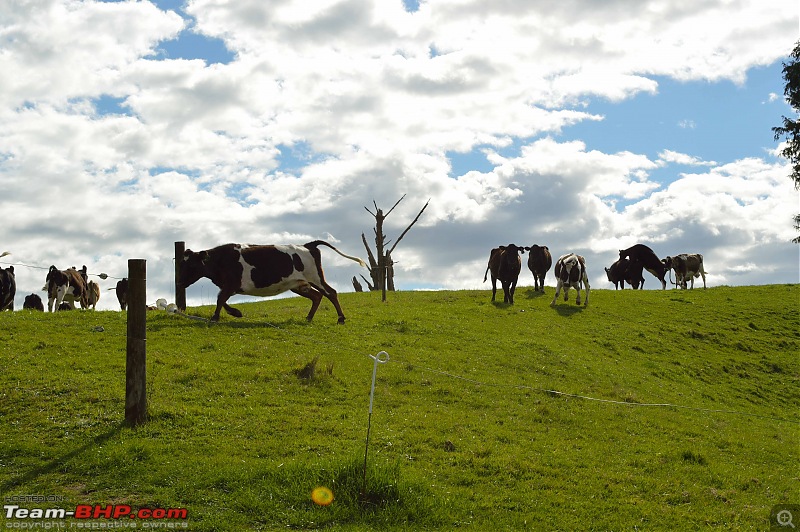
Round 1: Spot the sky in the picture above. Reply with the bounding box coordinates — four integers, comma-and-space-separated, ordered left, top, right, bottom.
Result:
0, 0, 798, 311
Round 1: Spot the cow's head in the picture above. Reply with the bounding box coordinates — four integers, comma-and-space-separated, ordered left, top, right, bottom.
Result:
502, 244, 525, 255
179, 249, 210, 288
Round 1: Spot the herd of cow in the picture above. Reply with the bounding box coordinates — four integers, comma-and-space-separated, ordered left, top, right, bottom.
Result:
484, 243, 707, 307
0, 240, 706, 322
0, 264, 129, 313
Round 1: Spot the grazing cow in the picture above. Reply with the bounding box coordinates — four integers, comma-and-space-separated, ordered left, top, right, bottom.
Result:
45, 266, 88, 311
524, 244, 552, 292
605, 258, 644, 290
0, 266, 15, 311
85, 280, 101, 309
551, 253, 590, 307
23, 293, 45, 311
619, 244, 668, 290
664, 253, 707, 289
178, 240, 366, 323
483, 244, 524, 304
114, 278, 128, 310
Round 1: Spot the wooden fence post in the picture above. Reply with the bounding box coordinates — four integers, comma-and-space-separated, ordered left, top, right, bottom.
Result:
125, 259, 147, 426
175, 241, 186, 311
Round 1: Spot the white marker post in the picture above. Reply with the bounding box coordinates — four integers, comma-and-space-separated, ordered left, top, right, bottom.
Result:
363, 351, 389, 492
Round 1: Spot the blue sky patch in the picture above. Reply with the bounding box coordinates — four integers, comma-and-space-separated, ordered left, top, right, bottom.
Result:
156, 30, 235, 65
92, 95, 131, 116
562, 62, 788, 167
276, 141, 329, 174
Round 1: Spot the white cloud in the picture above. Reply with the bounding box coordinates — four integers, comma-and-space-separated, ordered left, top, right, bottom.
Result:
0, 0, 797, 310
657, 150, 717, 167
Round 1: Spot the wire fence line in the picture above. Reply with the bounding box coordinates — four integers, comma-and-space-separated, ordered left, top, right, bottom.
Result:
377, 352, 799, 426
0, 258, 125, 280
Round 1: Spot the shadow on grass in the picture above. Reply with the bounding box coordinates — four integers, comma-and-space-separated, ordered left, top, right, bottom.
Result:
0, 424, 124, 492
552, 303, 587, 316
523, 288, 548, 299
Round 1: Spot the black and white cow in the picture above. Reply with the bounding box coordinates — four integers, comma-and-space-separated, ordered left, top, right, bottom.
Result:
551, 253, 590, 307
664, 253, 707, 289
0, 265, 15, 311
619, 244, 668, 290
524, 244, 552, 292
23, 293, 45, 311
178, 240, 366, 323
605, 257, 644, 290
483, 244, 524, 304
45, 266, 88, 311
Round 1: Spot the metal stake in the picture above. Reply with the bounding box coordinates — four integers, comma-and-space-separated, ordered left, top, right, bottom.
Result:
363, 351, 389, 492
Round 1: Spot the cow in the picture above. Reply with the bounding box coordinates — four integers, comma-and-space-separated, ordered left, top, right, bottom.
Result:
664, 253, 707, 289
45, 266, 88, 311
483, 244, 524, 304
524, 244, 552, 292
23, 293, 45, 311
551, 253, 590, 307
605, 258, 644, 290
114, 278, 128, 310
178, 240, 366, 324
85, 280, 100, 309
619, 244, 668, 290
0, 265, 15, 311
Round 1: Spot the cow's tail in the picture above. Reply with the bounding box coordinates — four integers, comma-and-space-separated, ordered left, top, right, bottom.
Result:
306, 240, 367, 268
483, 264, 489, 283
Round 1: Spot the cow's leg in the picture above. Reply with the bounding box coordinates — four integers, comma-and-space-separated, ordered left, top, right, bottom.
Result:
55, 286, 67, 311
292, 284, 326, 322
509, 279, 517, 304
574, 282, 581, 306
212, 289, 241, 321
583, 275, 590, 306
490, 276, 498, 302
550, 281, 561, 306
700, 271, 706, 289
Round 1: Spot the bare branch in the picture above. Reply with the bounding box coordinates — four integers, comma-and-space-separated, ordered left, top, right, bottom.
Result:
364, 205, 376, 217
384, 194, 406, 218
388, 199, 430, 254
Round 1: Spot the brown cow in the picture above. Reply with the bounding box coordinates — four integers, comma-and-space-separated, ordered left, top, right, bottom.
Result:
524, 244, 552, 292
483, 244, 524, 304
619, 244, 668, 290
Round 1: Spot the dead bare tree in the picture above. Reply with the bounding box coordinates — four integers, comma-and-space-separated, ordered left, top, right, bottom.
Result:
362, 195, 429, 301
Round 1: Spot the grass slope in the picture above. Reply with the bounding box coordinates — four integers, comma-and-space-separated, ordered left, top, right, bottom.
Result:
0, 285, 798, 530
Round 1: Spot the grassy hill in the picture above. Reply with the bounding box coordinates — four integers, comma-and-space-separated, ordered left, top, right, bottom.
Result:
0, 285, 797, 530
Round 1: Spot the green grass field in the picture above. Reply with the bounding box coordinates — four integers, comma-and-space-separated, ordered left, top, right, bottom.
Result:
1, 285, 798, 530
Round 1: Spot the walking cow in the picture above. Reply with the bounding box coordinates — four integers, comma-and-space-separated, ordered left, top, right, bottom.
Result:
551, 253, 590, 307
483, 244, 524, 304
178, 240, 366, 324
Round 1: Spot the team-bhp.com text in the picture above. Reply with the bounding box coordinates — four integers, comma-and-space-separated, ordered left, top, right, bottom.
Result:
4, 504, 188, 529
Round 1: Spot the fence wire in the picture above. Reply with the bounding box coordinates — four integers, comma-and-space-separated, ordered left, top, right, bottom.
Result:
380, 353, 799, 425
